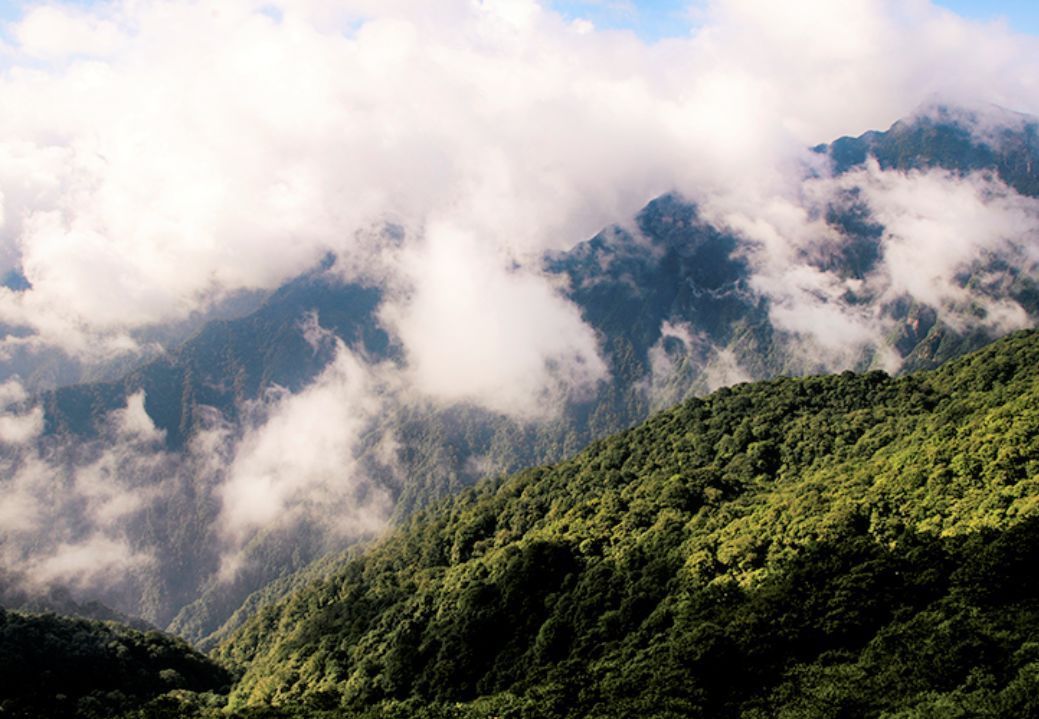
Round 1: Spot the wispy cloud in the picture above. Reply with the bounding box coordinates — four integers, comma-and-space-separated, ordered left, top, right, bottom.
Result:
0, 333, 397, 621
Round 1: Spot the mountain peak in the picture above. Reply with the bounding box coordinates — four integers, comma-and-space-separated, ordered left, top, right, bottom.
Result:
820, 103, 1039, 196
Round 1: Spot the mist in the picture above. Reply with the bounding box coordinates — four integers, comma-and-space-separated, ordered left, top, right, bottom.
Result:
0, 343, 396, 623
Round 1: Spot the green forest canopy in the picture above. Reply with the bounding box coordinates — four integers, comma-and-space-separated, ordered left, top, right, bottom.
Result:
5, 329, 1039, 719
214, 329, 1039, 718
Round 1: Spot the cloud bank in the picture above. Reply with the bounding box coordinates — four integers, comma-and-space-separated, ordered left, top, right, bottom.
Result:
218, 338, 392, 547
0, 0, 1037, 396
0, 336, 396, 620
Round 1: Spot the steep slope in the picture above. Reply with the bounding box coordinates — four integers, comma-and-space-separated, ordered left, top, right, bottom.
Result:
41, 260, 392, 449
0, 265, 395, 633
37, 109, 1039, 455
817, 104, 1039, 370
825, 104, 1039, 196
213, 329, 1039, 718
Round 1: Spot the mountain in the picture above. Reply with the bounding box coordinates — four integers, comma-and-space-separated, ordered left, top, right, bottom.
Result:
3, 105, 1038, 644
12, 328, 1039, 719
0, 280, 271, 395
203, 329, 1039, 717
40, 258, 392, 449
824, 104, 1039, 197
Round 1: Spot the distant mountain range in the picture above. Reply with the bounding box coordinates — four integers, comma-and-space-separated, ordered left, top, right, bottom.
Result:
2, 105, 1038, 645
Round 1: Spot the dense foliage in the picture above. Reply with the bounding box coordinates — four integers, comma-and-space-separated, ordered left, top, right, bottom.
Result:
191, 329, 1039, 718
0, 608, 229, 718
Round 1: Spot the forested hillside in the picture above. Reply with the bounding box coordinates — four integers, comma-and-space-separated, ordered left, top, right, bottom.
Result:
203, 329, 1039, 718
8, 329, 1039, 718
0, 608, 229, 718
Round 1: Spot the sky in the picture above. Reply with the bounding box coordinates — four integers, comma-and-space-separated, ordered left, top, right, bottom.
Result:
2, 1, 1038, 40
549, 0, 1039, 40
931, 0, 1039, 34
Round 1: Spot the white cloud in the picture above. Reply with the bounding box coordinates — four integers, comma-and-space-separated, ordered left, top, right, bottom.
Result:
718, 159, 1039, 368
644, 320, 753, 409
0, 379, 29, 406
110, 390, 166, 443
0, 390, 174, 606
13, 4, 125, 59
852, 161, 1039, 329
0, 378, 43, 444
0, 320, 397, 617
218, 338, 392, 544
383, 221, 607, 418
0, 455, 46, 532
480, 0, 542, 29
0, 0, 1034, 381
0, 405, 44, 445
24, 535, 153, 591
571, 18, 595, 34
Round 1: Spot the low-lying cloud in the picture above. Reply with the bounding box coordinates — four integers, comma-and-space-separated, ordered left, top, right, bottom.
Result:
0, 335, 395, 621
218, 338, 392, 544
852, 162, 1039, 330
383, 222, 607, 418
717, 158, 1039, 370
0, 388, 170, 602
0, 379, 44, 444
